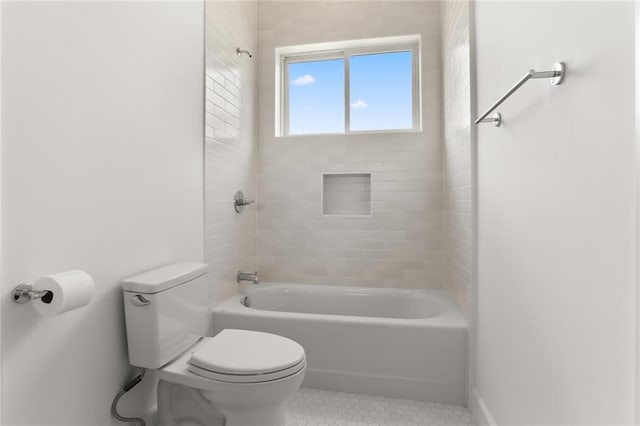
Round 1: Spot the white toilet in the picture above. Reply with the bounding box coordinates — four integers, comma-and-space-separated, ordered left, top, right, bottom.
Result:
122, 263, 306, 426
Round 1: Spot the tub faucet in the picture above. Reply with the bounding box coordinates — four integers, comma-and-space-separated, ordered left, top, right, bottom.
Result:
236, 271, 259, 285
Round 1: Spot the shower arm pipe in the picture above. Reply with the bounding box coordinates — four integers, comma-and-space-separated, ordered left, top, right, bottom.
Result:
236, 47, 253, 58
475, 62, 565, 125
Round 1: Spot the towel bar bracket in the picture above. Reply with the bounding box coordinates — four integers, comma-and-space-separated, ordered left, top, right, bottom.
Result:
478, 112, 501, 127
531, 62, 565, 86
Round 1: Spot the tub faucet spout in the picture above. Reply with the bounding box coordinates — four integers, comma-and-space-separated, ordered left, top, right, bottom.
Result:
236, 271, 259, 285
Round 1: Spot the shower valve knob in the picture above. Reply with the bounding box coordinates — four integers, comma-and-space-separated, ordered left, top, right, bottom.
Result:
234, 190, 255, 213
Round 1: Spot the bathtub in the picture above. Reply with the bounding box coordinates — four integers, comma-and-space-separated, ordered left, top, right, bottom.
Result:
212, 283, 467, 405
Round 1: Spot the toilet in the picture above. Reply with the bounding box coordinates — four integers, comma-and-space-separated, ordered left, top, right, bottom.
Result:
122, 263, 306, 426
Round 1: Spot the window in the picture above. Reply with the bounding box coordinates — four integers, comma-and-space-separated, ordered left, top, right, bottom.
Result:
288, 58, 345, 135
277, 36, 420, 136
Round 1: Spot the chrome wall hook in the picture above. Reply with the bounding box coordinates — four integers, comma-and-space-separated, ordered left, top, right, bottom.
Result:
12, 283, 53, 304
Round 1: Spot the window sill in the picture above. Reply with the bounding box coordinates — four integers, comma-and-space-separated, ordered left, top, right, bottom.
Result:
275, 128, 423, 139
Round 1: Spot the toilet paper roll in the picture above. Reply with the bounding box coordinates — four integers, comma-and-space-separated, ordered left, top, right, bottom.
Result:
32, 270, 94, 317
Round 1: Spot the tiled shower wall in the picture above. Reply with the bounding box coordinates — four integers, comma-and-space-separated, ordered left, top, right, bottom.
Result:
440, 1, 472, 320
205, 0, 257, 304
256, 1, 444, 288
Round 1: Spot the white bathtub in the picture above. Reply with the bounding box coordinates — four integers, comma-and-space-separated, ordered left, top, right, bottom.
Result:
212, 283, 467, 405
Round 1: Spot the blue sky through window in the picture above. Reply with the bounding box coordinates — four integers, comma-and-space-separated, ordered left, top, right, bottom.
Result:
350, 51, 413, 131
288, 50, 413, 135
288, 59, 344, 135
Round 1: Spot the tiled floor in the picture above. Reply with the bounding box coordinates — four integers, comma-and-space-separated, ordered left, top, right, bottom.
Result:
285, 388, 476, 426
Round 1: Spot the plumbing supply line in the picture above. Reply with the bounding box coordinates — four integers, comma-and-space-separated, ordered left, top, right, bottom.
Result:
111, 369, 146, 426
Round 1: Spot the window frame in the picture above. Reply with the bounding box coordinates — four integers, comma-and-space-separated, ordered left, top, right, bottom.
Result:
277, 36, 421, 137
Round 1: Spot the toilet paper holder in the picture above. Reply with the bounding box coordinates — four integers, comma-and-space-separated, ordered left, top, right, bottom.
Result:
11, 283, 53, 304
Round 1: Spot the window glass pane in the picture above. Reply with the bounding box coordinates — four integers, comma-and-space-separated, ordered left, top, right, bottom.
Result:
349, 51, 413, 132
288, 58, 344, 135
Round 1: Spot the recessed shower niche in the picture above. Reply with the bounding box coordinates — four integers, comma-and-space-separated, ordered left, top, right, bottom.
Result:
322, 173, 372, 216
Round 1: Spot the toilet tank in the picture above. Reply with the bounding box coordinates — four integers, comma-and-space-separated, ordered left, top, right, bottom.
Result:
122, 263, 209, 369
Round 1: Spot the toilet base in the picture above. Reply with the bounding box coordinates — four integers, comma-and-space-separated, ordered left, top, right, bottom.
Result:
156, 376, 299, 426
215, 404, 286, 426
157, 381, 225, 426
199, 367, 304, 426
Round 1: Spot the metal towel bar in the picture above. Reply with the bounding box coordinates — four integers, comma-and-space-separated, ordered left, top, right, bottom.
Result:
475, 62, 566, 126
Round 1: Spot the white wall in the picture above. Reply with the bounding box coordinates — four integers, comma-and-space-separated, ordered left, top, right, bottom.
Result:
636, 4, 640, 422
257, 1, 444, 289
634, 2, 640, 424
1, 2, 204, 424
473, 2, 636, 424
0, 2, 3, 421
440, 0, 476, 407
205, 0, 257, 306
440, 0, 473, 322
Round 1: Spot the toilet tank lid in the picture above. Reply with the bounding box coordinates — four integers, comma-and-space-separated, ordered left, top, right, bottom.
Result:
122, 263, 208, 294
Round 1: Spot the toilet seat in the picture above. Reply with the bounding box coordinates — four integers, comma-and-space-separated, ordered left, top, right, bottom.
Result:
188, 329, 306, 384
188, 359, 306, 383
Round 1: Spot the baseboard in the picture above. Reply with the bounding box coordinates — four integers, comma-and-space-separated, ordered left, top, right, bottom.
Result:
469, 387, 497, 426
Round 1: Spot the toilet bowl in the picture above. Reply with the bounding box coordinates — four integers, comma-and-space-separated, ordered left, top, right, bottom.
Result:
122, 263, 306, 426
156, 329, 306, 426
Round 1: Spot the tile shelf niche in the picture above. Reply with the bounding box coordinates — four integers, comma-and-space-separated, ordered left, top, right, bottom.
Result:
322, 173, 372, 216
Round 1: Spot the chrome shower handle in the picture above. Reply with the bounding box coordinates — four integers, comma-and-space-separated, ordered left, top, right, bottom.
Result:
234, 190, 255, 213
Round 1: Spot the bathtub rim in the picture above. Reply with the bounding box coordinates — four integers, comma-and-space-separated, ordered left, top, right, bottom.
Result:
212, 283, 467, 329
